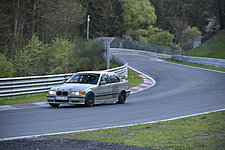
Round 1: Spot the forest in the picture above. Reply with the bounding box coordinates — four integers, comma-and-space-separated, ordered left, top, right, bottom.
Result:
0, 0, 224, 78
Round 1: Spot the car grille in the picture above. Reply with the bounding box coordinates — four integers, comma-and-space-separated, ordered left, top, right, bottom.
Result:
56, 91, 68, 96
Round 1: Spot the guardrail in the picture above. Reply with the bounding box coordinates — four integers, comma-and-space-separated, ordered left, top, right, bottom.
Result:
172, 55, 225, 68
110, 38, 182, 55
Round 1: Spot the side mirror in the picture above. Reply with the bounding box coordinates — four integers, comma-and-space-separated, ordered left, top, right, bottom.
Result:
100, 81, 106, 85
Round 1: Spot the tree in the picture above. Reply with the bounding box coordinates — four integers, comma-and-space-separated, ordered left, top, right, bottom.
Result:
13, 35, 46, 76
120, 0, 156, 39
80, 0, 124, 38
208, 0, 225, 30
150, 0, 210, 42
47, 37, 74, 74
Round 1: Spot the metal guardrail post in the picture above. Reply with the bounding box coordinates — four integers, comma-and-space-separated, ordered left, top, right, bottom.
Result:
106, 37, 115, 69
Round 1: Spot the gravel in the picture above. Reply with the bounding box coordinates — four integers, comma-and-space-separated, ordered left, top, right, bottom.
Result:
0, 137, 152, 150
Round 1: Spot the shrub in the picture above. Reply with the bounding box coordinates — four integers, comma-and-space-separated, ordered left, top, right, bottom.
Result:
181, 26, 202, 43
47, 37, 74, 74
0, 53, 15, 78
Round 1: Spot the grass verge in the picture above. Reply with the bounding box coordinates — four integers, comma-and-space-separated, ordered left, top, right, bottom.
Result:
185, 35, 225, 59
49, 111, 225, 149
128, 69, 143, 88
164, 58, 225, 72
0, 93, 46, 105
0, 69, 143, 106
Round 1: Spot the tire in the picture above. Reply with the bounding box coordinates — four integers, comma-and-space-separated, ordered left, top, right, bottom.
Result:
85, 92, 95, 107
117, 91, 126, 104
49, 103, 60, 108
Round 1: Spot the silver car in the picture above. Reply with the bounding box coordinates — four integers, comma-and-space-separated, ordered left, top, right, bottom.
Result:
47, 71, 130, 107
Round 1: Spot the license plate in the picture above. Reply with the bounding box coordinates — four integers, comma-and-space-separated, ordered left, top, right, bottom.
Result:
55, 96, 67, 100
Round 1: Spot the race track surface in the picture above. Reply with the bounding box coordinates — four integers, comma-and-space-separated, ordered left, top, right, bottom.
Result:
0, 54, 225, 139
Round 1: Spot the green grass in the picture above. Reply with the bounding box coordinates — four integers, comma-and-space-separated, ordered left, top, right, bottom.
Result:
0, 69, 143, 106
185, 35, 225, 59
0, 93, 46, 105
164, 58, 225, 72
49, 111, 225, 149
128, 69, 143, 88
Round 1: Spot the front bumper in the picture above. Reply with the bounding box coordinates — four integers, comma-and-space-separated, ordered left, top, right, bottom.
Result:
126, 89, 131, 97
47, 95, 85, 105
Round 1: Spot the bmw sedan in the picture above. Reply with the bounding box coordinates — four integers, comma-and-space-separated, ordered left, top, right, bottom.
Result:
47, 71, 130, 107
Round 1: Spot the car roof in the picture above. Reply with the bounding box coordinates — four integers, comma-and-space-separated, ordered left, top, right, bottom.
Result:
76, 71, 114, 75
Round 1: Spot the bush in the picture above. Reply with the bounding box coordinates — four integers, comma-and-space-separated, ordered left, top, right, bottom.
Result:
12, 35, 106, 77
0, 53, 15, 78
136, 25, 181, 49
181, 26, 202, 43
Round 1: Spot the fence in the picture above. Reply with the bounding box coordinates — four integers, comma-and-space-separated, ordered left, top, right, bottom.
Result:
110, 38, 182, 55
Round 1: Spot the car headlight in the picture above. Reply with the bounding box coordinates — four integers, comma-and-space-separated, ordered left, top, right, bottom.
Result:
48, 90, 56, 95
71, 91, 85, 96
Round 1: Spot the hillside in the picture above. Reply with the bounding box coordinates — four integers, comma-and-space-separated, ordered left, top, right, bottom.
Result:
186, 30, 225, 59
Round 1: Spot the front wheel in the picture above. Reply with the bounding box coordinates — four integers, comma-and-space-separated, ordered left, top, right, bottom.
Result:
85, 92, 95, 107
49, 103, 60, 108
117, 91, 126, 104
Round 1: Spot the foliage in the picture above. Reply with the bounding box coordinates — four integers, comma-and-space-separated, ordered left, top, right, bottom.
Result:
11, 35, 106, 77
136, 26, 181, 49
181, 26, 202, 43
0, 0, 85, 57
150, 0, 225, 42
0, 53, 15, 78
120, 0, 156, 32
47, 38, 74, 74
14, 35, 46, 76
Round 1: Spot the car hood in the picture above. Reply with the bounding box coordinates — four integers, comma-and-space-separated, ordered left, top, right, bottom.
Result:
51, 83, 95, 92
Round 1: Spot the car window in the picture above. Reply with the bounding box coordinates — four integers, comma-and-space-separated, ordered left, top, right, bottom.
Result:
66, 74, 100, 84
109, 74, 120, 83
100, 74, 110, 84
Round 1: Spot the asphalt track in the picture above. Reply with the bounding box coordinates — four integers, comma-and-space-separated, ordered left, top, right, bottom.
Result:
0, 54, 225, 140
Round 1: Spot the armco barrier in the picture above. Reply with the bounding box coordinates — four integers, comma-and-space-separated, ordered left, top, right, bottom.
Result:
172, 55, 225, 68
110, 38, 182, 55
111, 48, 171, 58
0, 55, 127, 98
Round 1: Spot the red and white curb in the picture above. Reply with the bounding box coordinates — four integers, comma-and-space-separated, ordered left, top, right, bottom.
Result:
130, 75, 154, 93
0, 67, 156, 111
0, 102, 49, 111
129, 66, 156, 94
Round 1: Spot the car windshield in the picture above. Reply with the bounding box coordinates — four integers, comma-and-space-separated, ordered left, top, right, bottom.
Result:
66, 73, 100, 84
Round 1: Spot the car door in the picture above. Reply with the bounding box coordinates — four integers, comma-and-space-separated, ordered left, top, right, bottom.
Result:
96, 74, 113, 103
109, 74, 120, 99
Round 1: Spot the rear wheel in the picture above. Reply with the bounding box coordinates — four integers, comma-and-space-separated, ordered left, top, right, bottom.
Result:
117, 91, 126, 104
85, 92, 95, 107
49, 103, 60, 108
